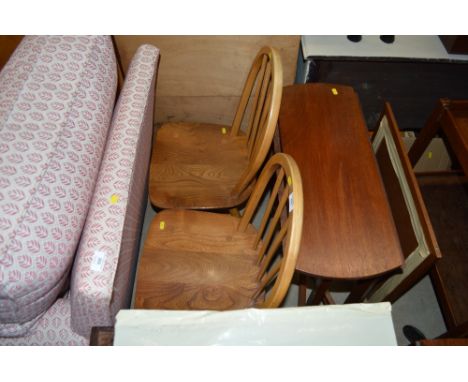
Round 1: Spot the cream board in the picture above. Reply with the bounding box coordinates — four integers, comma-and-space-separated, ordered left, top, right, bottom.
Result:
114, 303, 397, 345
366, 116, 430, 302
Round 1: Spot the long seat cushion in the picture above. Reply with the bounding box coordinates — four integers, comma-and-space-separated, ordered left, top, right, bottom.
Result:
70, 44, 160, 338
0, 36, 117, 336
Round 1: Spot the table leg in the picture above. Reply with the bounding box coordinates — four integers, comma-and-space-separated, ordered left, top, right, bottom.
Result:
345, 279, 374, 304
298, 274, 307, 306
322, 291, 336, 305
306, 278, 332, 306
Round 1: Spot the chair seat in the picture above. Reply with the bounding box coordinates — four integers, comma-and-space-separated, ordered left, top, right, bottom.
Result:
149, 122, 252, 209
134, 210, 264, 310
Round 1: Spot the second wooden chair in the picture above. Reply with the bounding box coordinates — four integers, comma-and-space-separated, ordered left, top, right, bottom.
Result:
135, 153, 303, 310
149, 46, 283, 209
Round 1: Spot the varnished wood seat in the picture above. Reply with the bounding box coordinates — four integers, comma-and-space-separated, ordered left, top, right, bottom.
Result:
150, 122, 251, 209
135, 153, 303, 310
149, 46, 283, 209
135, 210, 261, 310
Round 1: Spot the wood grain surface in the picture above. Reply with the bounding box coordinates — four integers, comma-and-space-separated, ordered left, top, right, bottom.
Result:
113, 36, 299, 125
149, 122, 252, 209
278, 83, 404, 279
135, 210, 261, 310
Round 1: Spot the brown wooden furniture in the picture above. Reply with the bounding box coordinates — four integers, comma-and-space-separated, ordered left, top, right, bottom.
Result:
365, 103, 441, 303
90, 326, 114, 346
135, 153, 303, 310
418, 338, 468, 346
0, 36, 23, 71
113, 36, 299, 126
149, 46, 283, 210
408, 99, 468, 338
277, 83, 404, 305
439, 36, 468, 55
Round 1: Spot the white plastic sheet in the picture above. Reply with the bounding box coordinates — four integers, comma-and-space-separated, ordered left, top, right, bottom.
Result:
114, 302, 397, 345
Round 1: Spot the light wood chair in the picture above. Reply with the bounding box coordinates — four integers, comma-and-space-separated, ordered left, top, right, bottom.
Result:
135, 153, 303, 310
149, 46, 283, 209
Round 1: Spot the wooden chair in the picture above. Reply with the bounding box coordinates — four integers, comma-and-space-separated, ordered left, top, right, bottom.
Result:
407, 99, 468, 338
134, 153, 303, 310
149, 46, 283, 209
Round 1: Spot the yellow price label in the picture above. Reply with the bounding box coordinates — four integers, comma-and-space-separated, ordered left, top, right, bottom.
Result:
331, 88, 338, 95
159, 221, 165, 230
109, 194, 119, 204
221, 127, 227, 135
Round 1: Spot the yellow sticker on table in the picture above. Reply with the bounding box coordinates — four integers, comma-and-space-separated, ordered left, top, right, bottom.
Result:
159, 221, 165, 230
110, 194, 119, 204
221, 127, 227, 135
331, 88, 338, 95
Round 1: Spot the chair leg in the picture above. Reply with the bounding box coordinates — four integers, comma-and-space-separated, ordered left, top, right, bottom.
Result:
298, 274, 308, 306
345, 279, 374, 304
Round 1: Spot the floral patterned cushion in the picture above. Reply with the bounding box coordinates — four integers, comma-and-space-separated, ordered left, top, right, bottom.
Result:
70, 44, 160, 338
0, 294, 88, 345
0, 35, 117, 336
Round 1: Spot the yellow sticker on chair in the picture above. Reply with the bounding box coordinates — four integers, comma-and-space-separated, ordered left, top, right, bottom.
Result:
331, 88, 338, 95
159, 221, 165, 230
221, 127, 227, 135
109, 194, 119, 204
287, 176, 292, 186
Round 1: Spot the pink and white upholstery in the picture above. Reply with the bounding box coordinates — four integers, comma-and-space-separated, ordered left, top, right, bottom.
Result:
0, 36, 117, 337
0, 294, 88, 345
70, 44, 159, 339
0, 38, 159, 345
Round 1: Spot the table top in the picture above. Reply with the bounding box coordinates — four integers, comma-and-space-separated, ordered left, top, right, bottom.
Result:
278, 83, 404, 279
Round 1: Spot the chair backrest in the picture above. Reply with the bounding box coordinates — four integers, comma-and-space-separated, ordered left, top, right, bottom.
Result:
230, 47, 283, 196
238, 153, 303, 308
